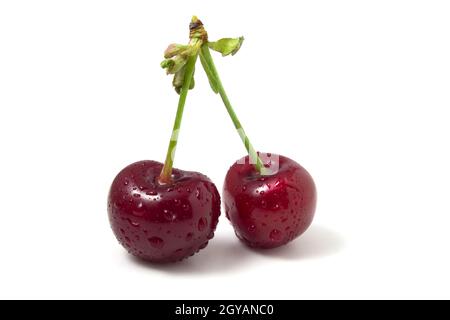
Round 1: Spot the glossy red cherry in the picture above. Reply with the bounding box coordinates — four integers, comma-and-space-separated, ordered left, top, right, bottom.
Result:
223, 153, 316, 249
108, 160, 221, 263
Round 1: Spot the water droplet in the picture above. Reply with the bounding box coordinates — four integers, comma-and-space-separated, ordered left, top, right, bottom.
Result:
260, 191, 265, 195
167, 187, 174, 192
195, 188, 201, 200
133, 193, 141, 198
261, 200, 267, 208
137, 202, 143, 209
270, 229, 282, 241
182, 204, 190, 211
173, 199, 180, 206
163, 209, 176, 221
148, 237, 164, 249
198, 217, 207, 231
273, 204, 280, 210
242, 185, 247, 191
128, 219, 140, 227
186, 232, 193, 241
248, 225, 256, 233
146, 190, 158, 196
124, 180, 129, 186
186, 188, 191, 193
132, 187, 137, 191
139, 186, 145, 191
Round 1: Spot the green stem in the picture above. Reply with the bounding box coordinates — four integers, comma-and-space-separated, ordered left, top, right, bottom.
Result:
159, 55, 198, 184
200, 45, 267, 174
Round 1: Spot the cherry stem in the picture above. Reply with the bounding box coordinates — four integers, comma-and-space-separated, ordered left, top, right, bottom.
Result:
200, 45, 268, 175
159, 54, 198, 184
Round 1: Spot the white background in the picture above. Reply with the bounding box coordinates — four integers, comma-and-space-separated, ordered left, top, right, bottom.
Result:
1, 0, 449, 300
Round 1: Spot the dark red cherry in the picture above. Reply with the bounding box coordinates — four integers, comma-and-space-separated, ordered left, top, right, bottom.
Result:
108, 160, 221, 263
223, 153, 316, 249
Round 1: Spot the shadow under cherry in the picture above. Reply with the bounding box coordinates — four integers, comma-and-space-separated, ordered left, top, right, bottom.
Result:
249, 225, 344, 260
128, 235, 254, 275
128, 224, 344, 274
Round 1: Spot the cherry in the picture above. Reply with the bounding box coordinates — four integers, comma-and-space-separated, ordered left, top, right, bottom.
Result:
197, 29, 317, 249
108, 18, 221, 263
108, 160, 220, 262
223, 154, 316, 249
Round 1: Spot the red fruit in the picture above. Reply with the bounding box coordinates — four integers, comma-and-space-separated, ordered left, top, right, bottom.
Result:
108, 160, 221, 263
223, 154, 316, 249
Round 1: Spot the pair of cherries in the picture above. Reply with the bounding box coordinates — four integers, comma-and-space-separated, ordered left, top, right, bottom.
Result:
107, 17, 317, 263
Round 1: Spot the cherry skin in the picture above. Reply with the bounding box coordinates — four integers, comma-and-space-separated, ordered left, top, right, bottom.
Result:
223, 154, 316, 249
108, 160, 221, 263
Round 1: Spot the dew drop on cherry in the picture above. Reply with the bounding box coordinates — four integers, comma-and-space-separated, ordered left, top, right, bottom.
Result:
148, 237, 164, 249
129, 219, 140, 228
198, 217, 207, 231
163, 209, 176, 222
269, 229, 282, 241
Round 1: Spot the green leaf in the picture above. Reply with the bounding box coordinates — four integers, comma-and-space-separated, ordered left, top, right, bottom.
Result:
172, 65, 196, 94
208, 37, 244, 56
161, 59, 174, 69
161, 54, 188, 75
189, 75, 195, 90
172, 67, 185, 94
164, 43, 188, 58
